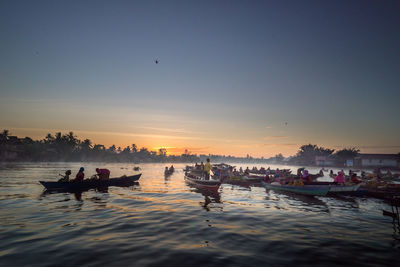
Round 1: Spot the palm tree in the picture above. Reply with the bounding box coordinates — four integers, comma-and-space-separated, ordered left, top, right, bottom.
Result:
44, 133, 55, 144
2, 129, 9, 137
0, 129, 10, 143
131, 144, 137, 153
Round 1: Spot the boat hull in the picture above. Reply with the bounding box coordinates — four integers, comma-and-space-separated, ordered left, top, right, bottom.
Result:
39, 174, 141, 190
261, 181, 330, 196
304, 182, 361, 193
184, 175, 221, 192
328, 184, 361, 192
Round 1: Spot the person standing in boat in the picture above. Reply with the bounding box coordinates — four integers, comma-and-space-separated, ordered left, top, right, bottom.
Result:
205, 158, 211, 180
200, 162, 205, 171
75, 167, 85, 182
96, 168, 110, 180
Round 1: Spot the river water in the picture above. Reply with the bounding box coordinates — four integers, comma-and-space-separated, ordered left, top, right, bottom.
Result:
0, 162, 399, 266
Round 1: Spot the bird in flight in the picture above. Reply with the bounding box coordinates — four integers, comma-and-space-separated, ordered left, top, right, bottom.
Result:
154, 59, 159, 64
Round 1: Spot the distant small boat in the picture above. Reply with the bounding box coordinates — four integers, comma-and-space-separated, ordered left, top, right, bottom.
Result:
261, 181, 330, 196
39, 174, 141, 191
184, 173, 221, 192
164, 169, 174, 176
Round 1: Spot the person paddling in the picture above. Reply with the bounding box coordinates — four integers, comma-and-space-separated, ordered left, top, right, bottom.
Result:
58, 170, 71, 182
96, 168, 110, 180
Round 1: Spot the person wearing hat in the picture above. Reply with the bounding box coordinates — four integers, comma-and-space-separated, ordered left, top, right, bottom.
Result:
58, 170, 72, 182
96, 168, 110, 180
75, 167, 85, 182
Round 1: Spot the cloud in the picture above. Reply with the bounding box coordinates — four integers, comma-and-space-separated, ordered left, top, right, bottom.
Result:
263, 135, 289, 140
137, 126, 191, 134
262, 143, 298, 148
4, 127, 202, 141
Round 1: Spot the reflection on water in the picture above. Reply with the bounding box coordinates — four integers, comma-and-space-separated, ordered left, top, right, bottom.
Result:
0, 162, 400, 266
265, 189, 329, 213
189, 186, 222, 212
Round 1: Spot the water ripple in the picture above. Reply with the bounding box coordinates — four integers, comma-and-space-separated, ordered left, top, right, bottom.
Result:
1, 163, 400, 266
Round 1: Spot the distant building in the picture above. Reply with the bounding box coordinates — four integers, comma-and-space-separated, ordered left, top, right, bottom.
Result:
354, 154, 399, 168
315, 156, 334, 166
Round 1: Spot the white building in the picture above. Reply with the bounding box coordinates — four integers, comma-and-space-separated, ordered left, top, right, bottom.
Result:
354, 154, 399, 168
315, 156, 335, 166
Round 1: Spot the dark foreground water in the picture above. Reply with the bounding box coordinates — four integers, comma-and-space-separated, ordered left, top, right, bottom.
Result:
0, 163, 399, 267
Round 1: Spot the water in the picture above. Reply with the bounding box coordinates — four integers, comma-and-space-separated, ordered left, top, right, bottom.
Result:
0, 163, 399, 266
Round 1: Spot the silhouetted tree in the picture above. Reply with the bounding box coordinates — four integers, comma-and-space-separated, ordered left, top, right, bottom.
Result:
0, 130, 10, 143
292, 144, 334, 165
334, 148, 360, 165
131, 144, 137, 153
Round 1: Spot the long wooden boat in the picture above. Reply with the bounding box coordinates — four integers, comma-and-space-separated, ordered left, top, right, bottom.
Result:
304, 182, 361, 193
39, 174, 141, 190
261, 181, 330, 196
184, 174, 221, 192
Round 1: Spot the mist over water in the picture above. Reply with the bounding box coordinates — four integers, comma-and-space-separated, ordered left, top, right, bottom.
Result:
0, 162, 399, 266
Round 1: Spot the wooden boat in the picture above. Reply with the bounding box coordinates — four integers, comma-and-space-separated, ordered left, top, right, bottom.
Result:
363, 188, 400, 200
261, 181, 330, 196
39, 174, 141, 190
327, 184, 360, 193
184, 173, 221, 192
304, 182, 361, 193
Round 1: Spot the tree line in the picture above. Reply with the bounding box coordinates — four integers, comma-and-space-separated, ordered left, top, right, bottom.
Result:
283, 144, 360, 166
0, 130, 369, 165
0, 130, 266, 163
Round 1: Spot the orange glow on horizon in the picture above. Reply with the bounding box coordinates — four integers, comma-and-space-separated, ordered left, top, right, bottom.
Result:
3, 126, 400, 158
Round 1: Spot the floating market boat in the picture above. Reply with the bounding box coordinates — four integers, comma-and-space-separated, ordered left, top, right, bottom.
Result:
261, 181, 330, 196
304, 182, 361, 193
221, 175, 263, 188
184, 173, 221, 192
39, 174, 141, 190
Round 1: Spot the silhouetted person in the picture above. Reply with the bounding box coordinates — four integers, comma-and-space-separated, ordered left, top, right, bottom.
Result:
75, 167, 85, 182
96, 168, 110, 180
58, 170, 71, 182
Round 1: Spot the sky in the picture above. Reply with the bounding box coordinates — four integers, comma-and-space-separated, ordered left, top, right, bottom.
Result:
1, 0, 399, 157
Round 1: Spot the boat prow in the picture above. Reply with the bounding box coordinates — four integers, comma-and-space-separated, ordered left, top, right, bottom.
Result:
184, 174, 221, 192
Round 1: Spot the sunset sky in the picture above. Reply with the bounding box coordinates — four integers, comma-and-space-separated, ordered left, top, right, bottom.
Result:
1, 0, 399, 157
